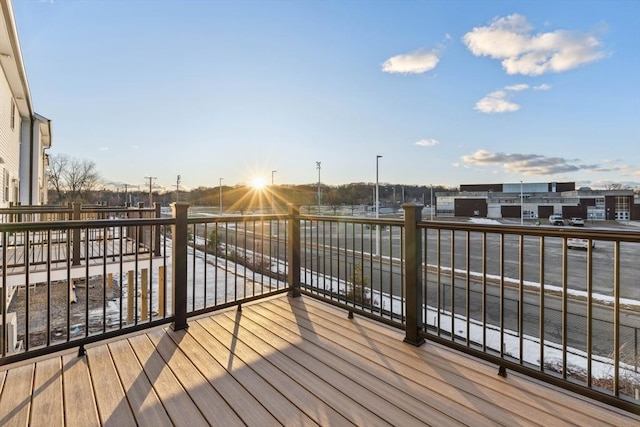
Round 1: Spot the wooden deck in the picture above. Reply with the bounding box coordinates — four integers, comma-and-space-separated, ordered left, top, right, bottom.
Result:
0, 295, 637, 426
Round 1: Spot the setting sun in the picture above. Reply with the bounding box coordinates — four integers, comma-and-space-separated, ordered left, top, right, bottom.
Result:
251, 177, 267, 190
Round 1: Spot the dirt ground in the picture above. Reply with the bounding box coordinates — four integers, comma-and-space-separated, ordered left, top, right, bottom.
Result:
7, 276, 121, 349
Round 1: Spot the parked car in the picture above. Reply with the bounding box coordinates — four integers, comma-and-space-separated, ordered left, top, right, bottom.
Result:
569, 217, 585, 226
567, 238, 595, 250
549, 214, 564, 226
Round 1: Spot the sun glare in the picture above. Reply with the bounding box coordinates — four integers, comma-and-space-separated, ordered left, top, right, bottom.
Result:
251, 177, 267, 190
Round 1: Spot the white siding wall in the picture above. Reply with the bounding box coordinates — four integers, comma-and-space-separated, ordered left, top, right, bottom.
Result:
0, 65, 21, 208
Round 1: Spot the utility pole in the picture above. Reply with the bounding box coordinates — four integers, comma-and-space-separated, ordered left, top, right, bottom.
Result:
271, 170, 277, 212
375, 155, 382, 256
176, 175, 181, 202
392, 186, 396, 210
431, 184, 434, 221
316, 161, 321, 213
520, 180, 524, 225
144, 176, 157, 207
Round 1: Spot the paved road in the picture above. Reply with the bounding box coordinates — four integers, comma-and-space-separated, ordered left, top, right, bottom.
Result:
294, 221, 639, 300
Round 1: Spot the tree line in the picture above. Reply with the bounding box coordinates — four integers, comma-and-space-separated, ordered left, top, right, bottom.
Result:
45, 154, 452, 209
45, 154, 639, 209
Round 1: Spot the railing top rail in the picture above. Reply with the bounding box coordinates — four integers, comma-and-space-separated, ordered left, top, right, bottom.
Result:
416, 220, 640, 242
300, 214, 403, 226
81, 207, 156, 213
187, 213, 289, 224
0, 217, 174, 232
0, 205, 155, 214
0, 207, 72, 213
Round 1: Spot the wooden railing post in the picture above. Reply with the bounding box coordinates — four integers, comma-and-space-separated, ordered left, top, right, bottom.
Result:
72, 202, 81, 266
153, 202, 161, 256
403, 203, 425, 346
171, 202, 189, 330
287, 204, 301, 298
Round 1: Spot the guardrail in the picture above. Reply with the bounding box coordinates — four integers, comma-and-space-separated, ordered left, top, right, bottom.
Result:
0, 202, 638, 413
296, 204, 640, 413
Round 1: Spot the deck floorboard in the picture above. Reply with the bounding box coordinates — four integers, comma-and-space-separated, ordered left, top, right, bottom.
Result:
30, 357, 64, 427
61, 353, 100, 427
0, 295, 638, 426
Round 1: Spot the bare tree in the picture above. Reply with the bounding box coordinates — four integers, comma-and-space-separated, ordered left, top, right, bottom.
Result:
325, 188, 341, 215
605, 183, 624, 191
48, 154, 102, 203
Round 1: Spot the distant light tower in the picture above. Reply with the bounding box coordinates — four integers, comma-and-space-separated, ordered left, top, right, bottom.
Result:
316, 161, 321, 213
271, 170, 277, 212
375, 155, 382, 256
175, 175, 180, 202
375, 155, 382, 220
219, 177, 223, 215
431, 184, 434, 221
520, 181, 524, 225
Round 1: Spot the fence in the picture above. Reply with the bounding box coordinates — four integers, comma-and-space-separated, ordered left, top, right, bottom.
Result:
0, 202, 638, 413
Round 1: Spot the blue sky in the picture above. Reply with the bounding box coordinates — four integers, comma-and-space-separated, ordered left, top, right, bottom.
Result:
13, 0, 640, 191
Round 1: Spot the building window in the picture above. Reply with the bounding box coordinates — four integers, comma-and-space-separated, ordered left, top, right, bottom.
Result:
10, 101, 15, 130
4, 169, 9, 202
615, 196, 630, 220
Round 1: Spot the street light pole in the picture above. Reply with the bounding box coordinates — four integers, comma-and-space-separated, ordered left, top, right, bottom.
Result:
175, 175, 180, 202
271, 170, 277, 213
520, 181, 524, 226
316, 161, 321, 214
219, 177, 223, 215
431, 184, 434, 221
376, 155, 382, 220
375, 155, 382, 256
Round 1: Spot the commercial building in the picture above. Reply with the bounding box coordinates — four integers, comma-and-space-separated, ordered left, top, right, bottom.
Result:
436, 182, 639, 221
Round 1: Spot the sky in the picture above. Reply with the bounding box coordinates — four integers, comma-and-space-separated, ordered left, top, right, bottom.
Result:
12, 0, 640, 192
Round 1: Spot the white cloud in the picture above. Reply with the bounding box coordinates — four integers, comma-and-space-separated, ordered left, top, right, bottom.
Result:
463, 14, 605, 76
460, 149, 628, 176
462, 150, 580, 174
415, 139, 439, 147
504, 84, 529, 91
474, 90, 520, 113
621, 165, 640, 177
382, 49, 440, 74
99, 147, 109, 151
475, 82, 550, 114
